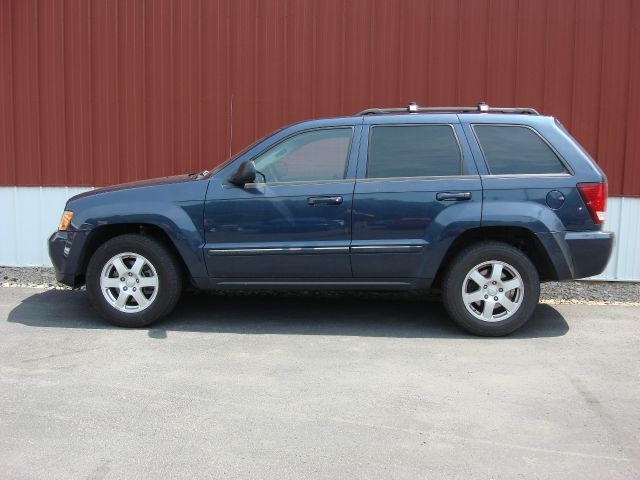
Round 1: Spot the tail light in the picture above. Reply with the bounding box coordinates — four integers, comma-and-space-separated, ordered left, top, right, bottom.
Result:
577, 182, 607, 224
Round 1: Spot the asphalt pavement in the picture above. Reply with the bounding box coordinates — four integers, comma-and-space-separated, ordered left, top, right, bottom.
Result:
0, 287, 638, 479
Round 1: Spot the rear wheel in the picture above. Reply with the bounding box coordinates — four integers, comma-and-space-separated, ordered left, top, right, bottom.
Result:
86, 234, 182, 327
441, 242, 540, 336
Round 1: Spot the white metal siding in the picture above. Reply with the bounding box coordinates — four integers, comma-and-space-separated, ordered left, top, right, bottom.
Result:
0, 187, 638, 280
590, 197, 640, 281
0, 187, 92, 267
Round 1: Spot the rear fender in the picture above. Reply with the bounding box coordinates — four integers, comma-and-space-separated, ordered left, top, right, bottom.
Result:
482, 200, 565, 233
418, 199, 483, 279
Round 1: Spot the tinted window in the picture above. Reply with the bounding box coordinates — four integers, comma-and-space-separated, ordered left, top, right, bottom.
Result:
253, 128, 352, 183
474, 125, 567, 175
367, 125, 462, 178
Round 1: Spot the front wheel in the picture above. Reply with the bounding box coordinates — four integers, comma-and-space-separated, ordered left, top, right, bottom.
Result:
86, 234, 182, 327
441, 242, 540, 336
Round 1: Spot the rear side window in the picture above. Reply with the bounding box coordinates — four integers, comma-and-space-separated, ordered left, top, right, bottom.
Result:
367, 125, 462, 178
474, 125, 567, 175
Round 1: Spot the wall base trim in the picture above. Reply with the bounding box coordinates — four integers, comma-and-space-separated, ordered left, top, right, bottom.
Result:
1, 187, 637, 281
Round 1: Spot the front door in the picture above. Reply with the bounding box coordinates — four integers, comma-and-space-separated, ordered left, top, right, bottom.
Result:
204, 125, 361, 279
351, 116, 482, 281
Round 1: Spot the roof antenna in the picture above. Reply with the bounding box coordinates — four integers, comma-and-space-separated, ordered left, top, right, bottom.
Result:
229, 94, 234, 157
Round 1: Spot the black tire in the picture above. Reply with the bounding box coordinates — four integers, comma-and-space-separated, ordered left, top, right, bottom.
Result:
441, 241, 540, 336
86, 234, 182, 327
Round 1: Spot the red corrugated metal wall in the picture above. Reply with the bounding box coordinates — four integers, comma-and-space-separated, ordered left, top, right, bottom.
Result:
1, 0, 639, 195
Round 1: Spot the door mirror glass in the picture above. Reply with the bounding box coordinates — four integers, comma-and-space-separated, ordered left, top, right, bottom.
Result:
228, 160, 257, 186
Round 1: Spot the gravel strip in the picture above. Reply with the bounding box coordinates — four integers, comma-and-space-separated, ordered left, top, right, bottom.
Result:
539, 281, 640, 306
0, 266, 71, 290
1, 266, 638, 305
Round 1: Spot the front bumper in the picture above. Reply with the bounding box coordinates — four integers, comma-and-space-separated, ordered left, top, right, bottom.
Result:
536, 230, 614, 280
48, 230, 89, 287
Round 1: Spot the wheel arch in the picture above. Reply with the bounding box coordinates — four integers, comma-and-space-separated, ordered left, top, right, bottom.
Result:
77, 224, 191, 286
432, 226, 558, 287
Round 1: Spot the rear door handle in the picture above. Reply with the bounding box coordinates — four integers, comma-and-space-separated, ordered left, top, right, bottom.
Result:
436, 192, 472, 201
307, 196, 343, 206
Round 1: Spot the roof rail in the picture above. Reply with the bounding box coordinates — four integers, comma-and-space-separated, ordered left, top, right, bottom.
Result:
356, 102, 540, 116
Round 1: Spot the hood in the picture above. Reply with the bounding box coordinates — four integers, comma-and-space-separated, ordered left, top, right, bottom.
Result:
68, 174, 197, 202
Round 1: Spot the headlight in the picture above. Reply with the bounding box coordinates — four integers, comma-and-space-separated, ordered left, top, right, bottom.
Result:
58, 211, 74, 231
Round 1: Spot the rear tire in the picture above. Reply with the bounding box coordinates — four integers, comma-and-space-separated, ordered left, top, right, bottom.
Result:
86, 234, 182, 327
441, 241, 540, 336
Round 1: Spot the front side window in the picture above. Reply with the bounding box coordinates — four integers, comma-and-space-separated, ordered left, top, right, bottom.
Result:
252, 128, 352, 183
474, 125, 567, 175
367, 125, 462, 178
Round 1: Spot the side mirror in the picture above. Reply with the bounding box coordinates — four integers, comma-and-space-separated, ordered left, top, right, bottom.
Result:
228, 160, 257, 186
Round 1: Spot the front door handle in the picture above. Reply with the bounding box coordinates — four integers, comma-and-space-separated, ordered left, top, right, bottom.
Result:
436, 192, 472, 201
307, 196, 343, 206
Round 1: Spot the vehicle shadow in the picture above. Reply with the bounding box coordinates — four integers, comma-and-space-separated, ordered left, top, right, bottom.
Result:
7, 289, 569, 339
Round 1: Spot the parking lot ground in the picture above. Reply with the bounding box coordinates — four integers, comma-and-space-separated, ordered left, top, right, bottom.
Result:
0, 287, 639, 480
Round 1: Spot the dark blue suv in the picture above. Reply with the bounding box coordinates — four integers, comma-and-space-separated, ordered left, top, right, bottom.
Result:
49, 103, 613, 336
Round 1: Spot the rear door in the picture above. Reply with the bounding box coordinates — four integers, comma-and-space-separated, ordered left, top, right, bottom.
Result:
351, 115, 482, 281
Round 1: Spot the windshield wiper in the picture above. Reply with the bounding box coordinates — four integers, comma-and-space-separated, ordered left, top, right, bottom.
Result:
189, 169, 210, 179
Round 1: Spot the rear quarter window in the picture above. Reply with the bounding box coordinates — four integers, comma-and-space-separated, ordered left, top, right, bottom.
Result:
367, 125, 462, 178
473, 125, 567, 175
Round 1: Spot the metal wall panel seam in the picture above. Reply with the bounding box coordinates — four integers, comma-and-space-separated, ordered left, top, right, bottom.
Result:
622, 0, 640, 195
0, 0, 17, 184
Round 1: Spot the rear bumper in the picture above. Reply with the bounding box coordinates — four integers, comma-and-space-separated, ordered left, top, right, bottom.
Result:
48, 230, 89, 287
536, 230, 614, 280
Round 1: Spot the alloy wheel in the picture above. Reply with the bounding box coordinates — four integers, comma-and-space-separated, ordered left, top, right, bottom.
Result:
99, 252, 159, 313
461, 260, 524, 322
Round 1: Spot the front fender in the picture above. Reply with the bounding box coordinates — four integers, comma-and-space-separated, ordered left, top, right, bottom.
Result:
65, 180, 208, 279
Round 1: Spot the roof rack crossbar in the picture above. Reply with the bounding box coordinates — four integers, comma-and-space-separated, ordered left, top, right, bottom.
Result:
356, 102, 540, 116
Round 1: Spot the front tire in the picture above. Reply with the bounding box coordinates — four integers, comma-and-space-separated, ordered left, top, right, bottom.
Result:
441, 241, 540, 336
86, 234, 182, 327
